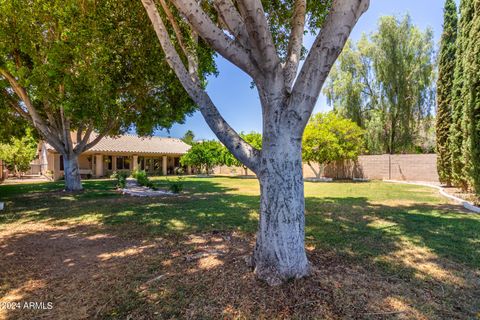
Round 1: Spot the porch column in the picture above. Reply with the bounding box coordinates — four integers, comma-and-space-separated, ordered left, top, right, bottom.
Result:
187, 165, 192, 175
95, 154, 103, 178
132, 155, 138, 171
162, 155, 168, 175
112, 156, 117, 171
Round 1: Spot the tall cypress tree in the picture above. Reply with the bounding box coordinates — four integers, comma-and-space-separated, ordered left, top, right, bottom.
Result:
460, 0, 476, 190
450, 0, 474, 189
436, 0, 458, 186
467, 1, 480, 194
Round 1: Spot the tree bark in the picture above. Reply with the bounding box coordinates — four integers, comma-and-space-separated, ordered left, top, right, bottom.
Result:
141, 0, 370, 285
62, 153, 83, 192
252, 132, 309, 285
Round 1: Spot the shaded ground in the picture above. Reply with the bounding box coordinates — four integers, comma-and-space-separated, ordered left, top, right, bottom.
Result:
0, 177, 479, 319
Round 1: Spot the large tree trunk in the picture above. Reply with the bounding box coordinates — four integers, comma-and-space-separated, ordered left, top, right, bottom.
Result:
140, 0, 370, 286
252, 132, 309, 285
62, 153, 83, 192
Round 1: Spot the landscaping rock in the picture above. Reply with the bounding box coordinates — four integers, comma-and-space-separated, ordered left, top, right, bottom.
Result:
121, 178, 174, 197
304, 177, 333, 182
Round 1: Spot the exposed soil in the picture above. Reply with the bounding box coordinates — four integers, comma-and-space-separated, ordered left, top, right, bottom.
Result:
0, 222, 478, 320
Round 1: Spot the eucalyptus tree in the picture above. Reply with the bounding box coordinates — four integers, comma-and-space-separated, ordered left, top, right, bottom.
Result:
140, 0, 370, 284
0, 0, 211, 191
436, 0, 458, 186
373, 16, 436, 154
324, 15, 436, 154
324, 38, 373, 129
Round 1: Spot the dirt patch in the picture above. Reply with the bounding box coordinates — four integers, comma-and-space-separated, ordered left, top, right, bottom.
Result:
0, 222, 478, 320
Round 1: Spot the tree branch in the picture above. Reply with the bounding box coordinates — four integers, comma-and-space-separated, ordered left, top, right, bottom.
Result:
166, 0, 260, 79
80, 119, 118, 153
0, 67, 66, 153
158, 0, 198, 78
213, 0, 249, 48
235, 0, 282, 75
141, 0, 260, 172
60, 106, 74, 155
77, 124, 84, 145
73, 125, 93, 154
1, 89, 31, 122
292, 0, 370, 125
284, 0, 306, 91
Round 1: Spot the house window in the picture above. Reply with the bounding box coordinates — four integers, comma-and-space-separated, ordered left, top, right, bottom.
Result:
60, 155, 64, 171
117, 156, 130, 170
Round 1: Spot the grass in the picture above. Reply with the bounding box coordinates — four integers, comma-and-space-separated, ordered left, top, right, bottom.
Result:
0, 176, 479, 319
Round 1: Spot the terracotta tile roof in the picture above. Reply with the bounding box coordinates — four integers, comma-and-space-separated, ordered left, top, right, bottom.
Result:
46, 134, 191, 155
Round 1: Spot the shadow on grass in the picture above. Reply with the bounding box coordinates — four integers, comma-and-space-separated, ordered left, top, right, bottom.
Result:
1, 179, 479, 268
306, 197, 480, 269
0, 215, 478, 319
1, 178, 479, 318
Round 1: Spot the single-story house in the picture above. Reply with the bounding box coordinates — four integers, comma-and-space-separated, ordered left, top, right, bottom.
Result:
36, 134, 191, 180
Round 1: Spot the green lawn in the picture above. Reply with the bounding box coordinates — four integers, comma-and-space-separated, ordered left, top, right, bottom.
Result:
0, 177, 479, 319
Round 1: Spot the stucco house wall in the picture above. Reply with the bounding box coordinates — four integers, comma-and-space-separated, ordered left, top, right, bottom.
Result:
38, 134, 191, 180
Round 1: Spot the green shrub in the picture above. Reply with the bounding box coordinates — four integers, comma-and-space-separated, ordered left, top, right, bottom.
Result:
174, 167, 185, 175
168, 178, 184, 194
132, 169, 154, 189
111, 171, 129, 189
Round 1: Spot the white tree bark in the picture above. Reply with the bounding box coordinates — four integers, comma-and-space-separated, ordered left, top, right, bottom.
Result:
62, 152, 82, 192
284, 0, 307, 90
141, 0, 369, 285
253, 128, 308, 285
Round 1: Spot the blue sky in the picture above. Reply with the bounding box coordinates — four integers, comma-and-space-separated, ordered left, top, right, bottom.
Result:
156, 0, 455, 140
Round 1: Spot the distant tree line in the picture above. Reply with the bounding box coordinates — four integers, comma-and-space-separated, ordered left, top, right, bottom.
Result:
324, 15, 436, 155
436, 0, 480, 195
181, 114, 364, 178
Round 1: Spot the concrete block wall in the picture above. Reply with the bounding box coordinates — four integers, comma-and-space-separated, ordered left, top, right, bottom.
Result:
305, 154, 439, 182
212, 154, 439, 183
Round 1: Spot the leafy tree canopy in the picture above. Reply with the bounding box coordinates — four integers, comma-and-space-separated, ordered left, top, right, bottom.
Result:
324, 15, 436, 154
0, 0, 216, 145
180, 140, 224, 174
0, 106, 33, 143
302, 112, 364, 167
181, 130, 196, 145
0, 128, 37, 174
